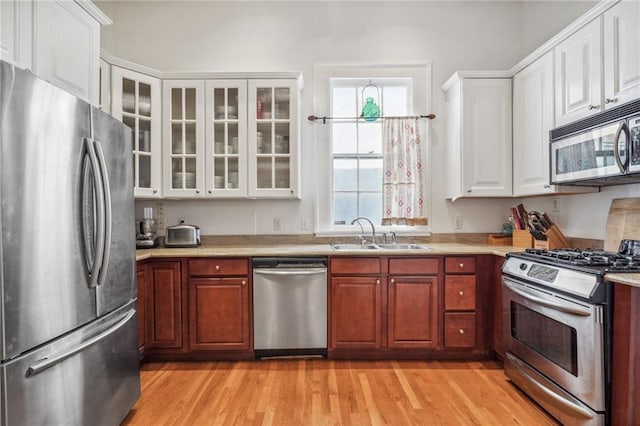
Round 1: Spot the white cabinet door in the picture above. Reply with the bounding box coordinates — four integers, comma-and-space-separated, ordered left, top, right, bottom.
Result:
0, 0, 32, 70
460, 78, 512, 197
513, 52, 555, 197
604, 1, 640, 108
111, 67, 162, 198
163, 80, 205, 198
554, 18, 602, 126
33, 0, 100, 104
247, 79, 300, 198
204, 80, 248, 198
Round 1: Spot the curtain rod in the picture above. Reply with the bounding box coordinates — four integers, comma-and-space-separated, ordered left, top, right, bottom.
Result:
307, 114, 436, 124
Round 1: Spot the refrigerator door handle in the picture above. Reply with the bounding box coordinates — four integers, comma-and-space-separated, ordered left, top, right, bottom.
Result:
25, 309, 136, 377
94, 139, 112, 286
84, 137, 106, 289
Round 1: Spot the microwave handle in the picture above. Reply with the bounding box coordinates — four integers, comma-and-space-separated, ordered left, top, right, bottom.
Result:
613, 121, 630, 173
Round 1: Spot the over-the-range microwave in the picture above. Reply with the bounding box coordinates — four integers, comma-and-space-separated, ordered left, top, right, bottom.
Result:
550, 98, 640, 186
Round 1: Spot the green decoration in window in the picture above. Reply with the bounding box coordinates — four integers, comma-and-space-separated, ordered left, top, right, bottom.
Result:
360, 82, 381, 122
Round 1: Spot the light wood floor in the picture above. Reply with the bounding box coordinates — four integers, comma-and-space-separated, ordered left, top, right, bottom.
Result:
122, 359, 558, 425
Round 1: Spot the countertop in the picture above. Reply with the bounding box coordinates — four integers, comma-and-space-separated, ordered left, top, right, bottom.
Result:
136, 243, 640, 289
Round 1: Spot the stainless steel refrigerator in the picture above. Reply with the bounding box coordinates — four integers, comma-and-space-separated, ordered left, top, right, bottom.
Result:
0, 60, 140, 425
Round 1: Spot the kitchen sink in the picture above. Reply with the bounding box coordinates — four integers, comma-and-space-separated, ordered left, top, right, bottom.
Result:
376, 243, 433, 250
331, 243, 432, 250
331, 244, 379, 250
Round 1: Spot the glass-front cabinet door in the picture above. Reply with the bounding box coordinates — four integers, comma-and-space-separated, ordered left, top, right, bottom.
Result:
111, 67, 162, 198
205, 80, 247, 197
163, 80, 204, 197
248, 79, 299, 198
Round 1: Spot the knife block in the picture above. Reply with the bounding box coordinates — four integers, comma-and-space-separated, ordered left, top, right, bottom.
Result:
533, 224, 570, 250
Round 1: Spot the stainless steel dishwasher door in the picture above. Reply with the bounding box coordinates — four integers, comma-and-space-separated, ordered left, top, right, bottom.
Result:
252, 259, 327, 356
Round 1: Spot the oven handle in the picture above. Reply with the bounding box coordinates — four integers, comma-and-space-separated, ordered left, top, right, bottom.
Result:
504, 280, 592, 316
506, 353, 595, 421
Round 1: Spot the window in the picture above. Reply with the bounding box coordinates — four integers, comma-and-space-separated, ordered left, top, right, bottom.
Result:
331, 79, 412, 225
313, 63, 432, 235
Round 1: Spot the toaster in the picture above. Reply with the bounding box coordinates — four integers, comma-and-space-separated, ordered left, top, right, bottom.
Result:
164, 221, 201, 248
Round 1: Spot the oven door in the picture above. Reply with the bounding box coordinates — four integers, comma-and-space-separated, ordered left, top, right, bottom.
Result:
502, 277, 605, 411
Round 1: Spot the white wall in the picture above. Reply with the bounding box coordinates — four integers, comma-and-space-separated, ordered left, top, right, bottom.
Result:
100, 1, 608, 237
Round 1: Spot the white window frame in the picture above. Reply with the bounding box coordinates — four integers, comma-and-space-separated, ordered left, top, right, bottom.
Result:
313, 62, 433, 236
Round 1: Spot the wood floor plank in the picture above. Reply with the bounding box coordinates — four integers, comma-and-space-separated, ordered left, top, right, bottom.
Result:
122, 359, 559, 426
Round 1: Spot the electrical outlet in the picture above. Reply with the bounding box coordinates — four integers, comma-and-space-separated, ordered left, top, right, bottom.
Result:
273, 217, 283, 231
155, 202, 165, 234
301, 217, 311, 230
552, 198, 560, 212
454, 216, 463, 230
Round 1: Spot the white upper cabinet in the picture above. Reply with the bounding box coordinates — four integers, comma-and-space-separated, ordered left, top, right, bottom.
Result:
163, 80, 205, 198
604, 1, 640, 108
554, 19, 602, 126
111, 66, 162, 198
513, 52, 556, 196
205, 80, 248, 198
1, 0, 109, 105
444, 76, 512, 199
248, 79, 300, 199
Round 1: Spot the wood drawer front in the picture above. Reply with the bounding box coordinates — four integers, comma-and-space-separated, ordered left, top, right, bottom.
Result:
330, 257, 381, 275
444, 313, 476, 348
444, 276, 476, 311
445, 256, 476, 274
388, 257, 439, 275
189, 258, 249, 276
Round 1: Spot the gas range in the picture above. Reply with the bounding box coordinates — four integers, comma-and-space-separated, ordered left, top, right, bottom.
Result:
517, 248, 640, 274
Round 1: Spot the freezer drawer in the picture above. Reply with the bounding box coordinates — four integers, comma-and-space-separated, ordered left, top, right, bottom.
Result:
1, 301, 140, 426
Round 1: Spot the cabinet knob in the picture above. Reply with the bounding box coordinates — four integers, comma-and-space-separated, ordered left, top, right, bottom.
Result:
196, 190, 200, 194
242, 280, 246, 286
459, 329, 465, 335
215, 265, 220, 271
390, 279, 395, 284
376, 279, 380, 285
208, 190, 212, 194
605, 97, 618, 104
459, 263, 464, 268
587, 104, 600, 110
153, 189, 158, 194
458, 290, 464, 296
543, 184, 551, 189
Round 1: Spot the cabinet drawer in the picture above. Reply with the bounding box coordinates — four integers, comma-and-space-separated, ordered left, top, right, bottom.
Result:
189, 258, 249, 276
330, 257, 381, 275
444, 276, 476, 311
445, 256, 476, 273
444, 313, 476, 348
388, 257, 438, 275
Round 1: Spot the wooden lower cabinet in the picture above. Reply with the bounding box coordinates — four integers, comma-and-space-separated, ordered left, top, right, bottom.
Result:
444, 313, 476, 348
147, 260, 183, 349
330, 276, 382, 349
136, 263, 148, 354
388, 276, 438, 348
189, 277, 250, 350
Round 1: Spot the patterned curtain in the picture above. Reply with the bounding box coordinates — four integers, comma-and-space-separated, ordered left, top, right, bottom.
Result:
382, 118, 427, 226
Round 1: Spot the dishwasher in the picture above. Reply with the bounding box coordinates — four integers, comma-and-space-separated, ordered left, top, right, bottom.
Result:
252, 257, 327, 358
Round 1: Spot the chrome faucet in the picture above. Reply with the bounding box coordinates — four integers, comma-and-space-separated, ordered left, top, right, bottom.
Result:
351, 217, 376, 245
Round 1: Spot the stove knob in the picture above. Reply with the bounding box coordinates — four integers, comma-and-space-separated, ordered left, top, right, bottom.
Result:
519, 263, 527, 271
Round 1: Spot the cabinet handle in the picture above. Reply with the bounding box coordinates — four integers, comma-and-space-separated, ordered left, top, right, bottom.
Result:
587, 104, 600, 110
605, 97, 618, 104
543, 184, 551, 189
466, 189, 472, 193
390, 279, 395, 284
459, 329, 465, 335
241, 280, 246, 286
215, 265, 220, 271
458, 290, 464, 296
459, 263, 464, 268
376, 279, 380, 285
